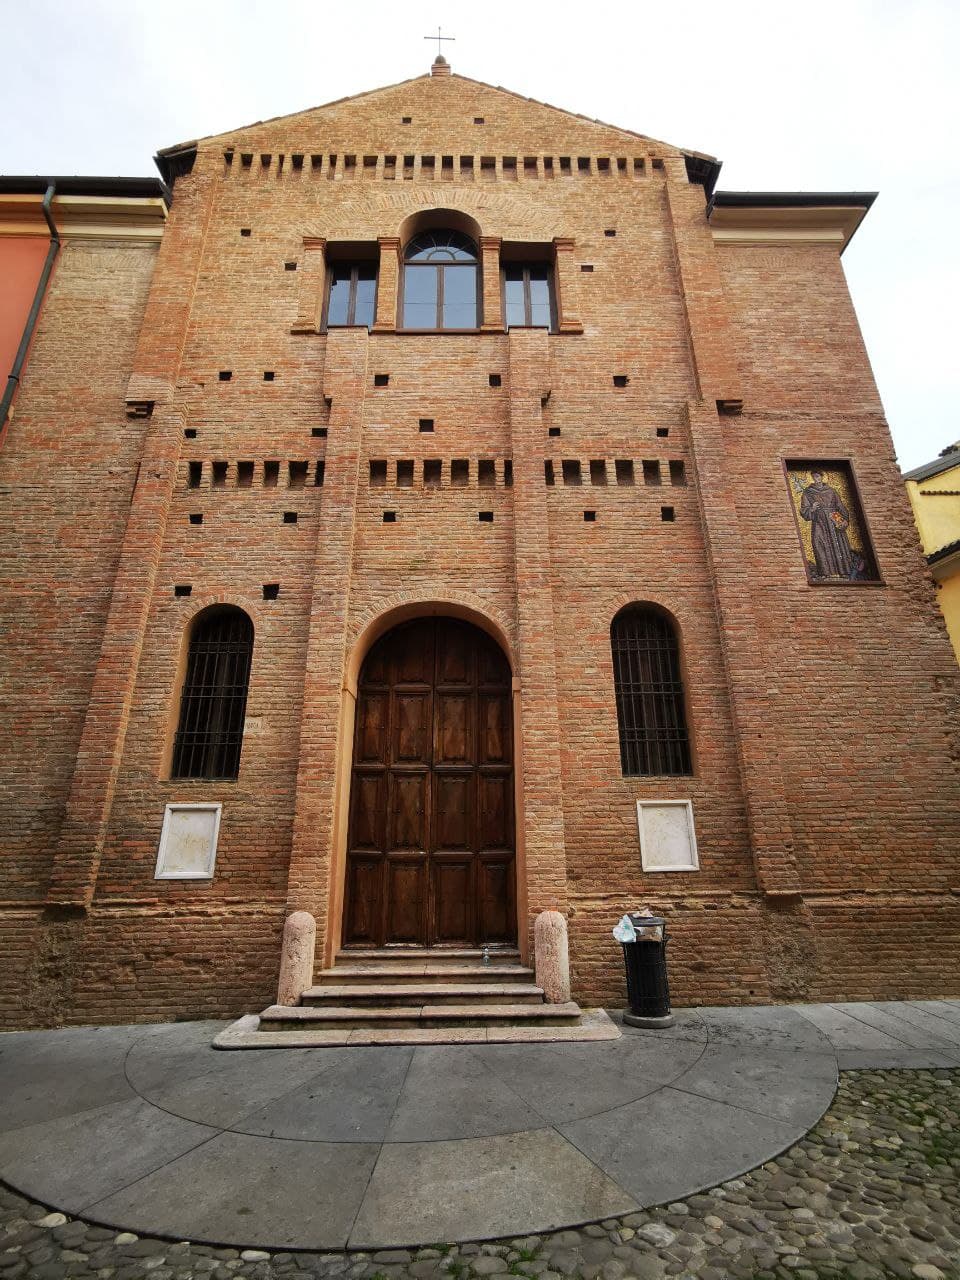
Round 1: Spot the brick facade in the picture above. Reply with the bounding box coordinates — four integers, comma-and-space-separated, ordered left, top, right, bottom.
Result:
1, 67, 958, 1028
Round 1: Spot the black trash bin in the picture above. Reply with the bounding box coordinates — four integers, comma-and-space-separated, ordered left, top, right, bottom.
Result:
620, 913, 673, 1028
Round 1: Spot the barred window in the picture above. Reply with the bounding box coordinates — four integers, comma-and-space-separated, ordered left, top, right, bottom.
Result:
610, 605, 691, 776
171, 607, 254, 780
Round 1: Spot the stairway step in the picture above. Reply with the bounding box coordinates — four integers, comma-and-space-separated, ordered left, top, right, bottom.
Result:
260, 1002, 582, 1031
320, 964, 535, 986
336, 948, 521, 967
303, 983, 545, 1007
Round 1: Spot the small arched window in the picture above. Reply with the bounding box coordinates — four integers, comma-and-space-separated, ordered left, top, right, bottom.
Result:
402, 230, 479, 330
171, 607, 254, 780
611, 605, 691, 776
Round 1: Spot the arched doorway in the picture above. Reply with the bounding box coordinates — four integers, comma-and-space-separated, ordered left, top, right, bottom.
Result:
342, 616, 516, 948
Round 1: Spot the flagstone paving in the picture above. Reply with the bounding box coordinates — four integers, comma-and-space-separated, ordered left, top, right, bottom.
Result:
0, 1069, 957, 1279
0, 1000, 958, 1270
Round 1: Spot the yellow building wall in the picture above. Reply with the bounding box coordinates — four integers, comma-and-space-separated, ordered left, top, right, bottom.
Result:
906, 463, 960, 663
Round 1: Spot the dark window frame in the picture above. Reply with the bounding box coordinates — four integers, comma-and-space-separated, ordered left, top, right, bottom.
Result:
400, 230, 481, 332
323, 260, 378, 330
501, 261, 556, 331
610, 605, 692, 777
171, 606, 254, 781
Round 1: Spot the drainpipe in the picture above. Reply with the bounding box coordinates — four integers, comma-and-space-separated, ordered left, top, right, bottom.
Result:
0, 182, 61, 436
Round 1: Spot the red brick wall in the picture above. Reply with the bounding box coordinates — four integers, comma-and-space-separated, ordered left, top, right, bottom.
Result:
1, 71, 958, 1027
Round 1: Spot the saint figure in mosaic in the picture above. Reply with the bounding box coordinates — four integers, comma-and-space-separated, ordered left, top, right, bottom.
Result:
798, 469, 860, 580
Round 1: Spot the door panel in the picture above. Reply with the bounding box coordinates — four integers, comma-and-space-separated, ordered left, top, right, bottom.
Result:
344, 618, 516, 947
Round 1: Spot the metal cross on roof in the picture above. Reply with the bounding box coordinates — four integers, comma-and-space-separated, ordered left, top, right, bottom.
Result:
424, 26, 455, 58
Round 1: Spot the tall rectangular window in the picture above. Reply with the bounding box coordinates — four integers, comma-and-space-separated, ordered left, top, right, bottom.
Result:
503, 264, 554, 329
326, 262, 377, 328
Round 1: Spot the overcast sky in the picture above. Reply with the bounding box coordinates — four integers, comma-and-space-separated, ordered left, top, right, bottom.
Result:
2, 0, 956, 470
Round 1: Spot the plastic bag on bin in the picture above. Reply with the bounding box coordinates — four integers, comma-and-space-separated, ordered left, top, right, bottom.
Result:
612, 914, 636, 943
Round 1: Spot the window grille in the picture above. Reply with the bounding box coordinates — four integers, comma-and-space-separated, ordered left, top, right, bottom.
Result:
172, 607, 254, 780
611, 606, 691, 776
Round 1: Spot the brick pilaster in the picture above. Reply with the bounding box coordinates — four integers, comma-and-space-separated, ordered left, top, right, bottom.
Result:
285, 329, 368, 931
480, 236, 503, 330
291, 237, 327, 333
508, 328, 570, 935
373, 237, 401, 332
552, 238, 583, 334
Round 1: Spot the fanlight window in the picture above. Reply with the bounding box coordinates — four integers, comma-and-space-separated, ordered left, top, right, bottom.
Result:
402, 230, 479, 330
171, 607, 254, 780
610, 605, 691, 776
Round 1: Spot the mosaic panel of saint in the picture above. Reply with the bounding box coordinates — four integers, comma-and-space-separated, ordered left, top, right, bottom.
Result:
786, 462, 879, 584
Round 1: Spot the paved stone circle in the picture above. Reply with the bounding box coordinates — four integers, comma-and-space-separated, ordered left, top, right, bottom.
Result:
1, 1069, 957, 1280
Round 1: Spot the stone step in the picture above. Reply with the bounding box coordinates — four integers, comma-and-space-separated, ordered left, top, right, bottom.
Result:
260, 1002, 582, 1031
319, 964, 536, 986
335, 947, 521, 967
302, 982, 545, 1007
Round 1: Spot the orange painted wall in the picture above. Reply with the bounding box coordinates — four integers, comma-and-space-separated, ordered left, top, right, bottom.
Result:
0, 236, 51, 416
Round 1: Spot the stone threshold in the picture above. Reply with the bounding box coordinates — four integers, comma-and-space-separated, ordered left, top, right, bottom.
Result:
213, 1007, 621, 1049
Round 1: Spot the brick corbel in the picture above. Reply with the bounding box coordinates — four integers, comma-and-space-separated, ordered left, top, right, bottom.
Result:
552, 238, 583, 334
291, 236, 327, 333
373, 237, 401, 332
480, 236, 504, 331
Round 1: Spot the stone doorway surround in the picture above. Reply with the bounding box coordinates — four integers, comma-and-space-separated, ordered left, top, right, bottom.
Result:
3, 1001, 958, 1250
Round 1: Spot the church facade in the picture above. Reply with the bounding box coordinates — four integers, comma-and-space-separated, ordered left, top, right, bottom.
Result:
2, 61, 958, 1029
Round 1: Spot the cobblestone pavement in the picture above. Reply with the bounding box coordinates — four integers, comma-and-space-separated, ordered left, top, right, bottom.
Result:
1, 1070, 957, 1280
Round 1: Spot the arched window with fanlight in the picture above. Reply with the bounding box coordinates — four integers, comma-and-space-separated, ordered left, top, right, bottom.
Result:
171, 607, 254, 780
402, 230, 479, 330
610, 605, 691, 777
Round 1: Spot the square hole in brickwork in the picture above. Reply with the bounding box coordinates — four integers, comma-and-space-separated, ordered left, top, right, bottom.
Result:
370, 460, 387, 487
460, 155, 474, 173
661, 506, 675, 522
548, 427, 561, 437
503, 156, 517, 173
289, 461, 308, 488
263, 583, 280, 600
312, 427, 328, 438
292, 154, 304, 170
504, 460, 513, 488
364, 155, 377, 170
613, 375, 629, 387
424, 459, 442, 487
185, 428, 197, 439
397, 460, 414, 487
544, 460, 555, 485
263, 371, 275, 382
656, 427, 669, 438
669, 460, 686, 486
597, 157, 610, 172
402, 116, 412, 124
616, 460, 635, 486
283, 511, 298, 524
577, 157, 591, 172
188, 461, 203, 488
451, 459, 469, 486
240, 228, 251, 237
284, 261, 297, 271
174, 584, 192, 597
374, 373, 390, 387
218, 370, 232, 382
212, 461, 228, 487
562, 460, 582, 486
419, 418, 434, 432
479, 511, 494, 522
383, 510, 397, 523
524, 157, 537, 174
474, 116, 485, 124
240, 154, 253, 168
643, 460, 662, 486
264, 460, 279, 488
489, 373, 501, 387
314, 461, 325, 486
237, 461, 254, 487
590, 460, 608, 486
544, 157, 555, 173
604, 229, 617, 237
583, 510, 597, 522
581, 264, 594, 273
421, 156, 435, 172
479, 459, 495, 488
652, 158, 665, 171
559, 157, 572, 173
189, 513, 203, 525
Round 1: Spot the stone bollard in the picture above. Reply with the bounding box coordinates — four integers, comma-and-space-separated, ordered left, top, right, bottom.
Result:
534, 909, 571, 1004
277, 910, 316, 1006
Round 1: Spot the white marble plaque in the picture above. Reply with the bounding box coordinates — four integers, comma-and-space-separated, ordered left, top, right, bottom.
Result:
155, 803, 222, 880
636, 800, 699, 872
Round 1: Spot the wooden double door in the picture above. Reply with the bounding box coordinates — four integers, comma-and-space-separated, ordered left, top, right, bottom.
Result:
343, 617, 516, 948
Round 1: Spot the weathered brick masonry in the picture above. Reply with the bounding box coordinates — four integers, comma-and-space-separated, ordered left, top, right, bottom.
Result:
1, 65, 958, 1027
